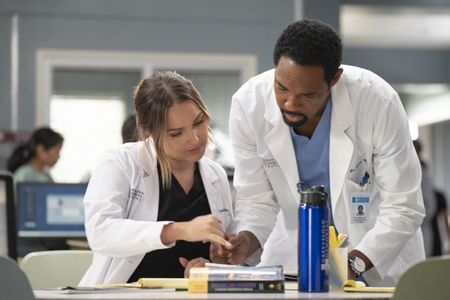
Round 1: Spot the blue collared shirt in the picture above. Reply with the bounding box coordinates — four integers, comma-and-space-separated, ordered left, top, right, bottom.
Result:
290, 99, 332, 218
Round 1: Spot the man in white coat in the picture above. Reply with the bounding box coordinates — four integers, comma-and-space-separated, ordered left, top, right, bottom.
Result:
227, 19, 425, 287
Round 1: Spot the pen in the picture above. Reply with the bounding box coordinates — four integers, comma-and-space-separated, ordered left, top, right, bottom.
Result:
337, 234, 348, 248
360, 172, 370, 186
329, 226, 338, 248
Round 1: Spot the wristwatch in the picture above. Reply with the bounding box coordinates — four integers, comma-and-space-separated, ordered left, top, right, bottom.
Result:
348, 256, 366, 277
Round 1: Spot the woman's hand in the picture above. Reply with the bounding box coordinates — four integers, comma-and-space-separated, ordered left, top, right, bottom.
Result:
182, 215, 227, 243
179, 257, 209, 278
209, 233, 233, 264
161, 214, 232, 249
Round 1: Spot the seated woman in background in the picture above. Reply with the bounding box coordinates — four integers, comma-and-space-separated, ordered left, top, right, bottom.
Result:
7, 127, 64, 183
80, 71, 234, 285
7, 127, 65, 256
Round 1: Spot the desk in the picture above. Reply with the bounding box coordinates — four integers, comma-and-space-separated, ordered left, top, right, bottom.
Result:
34, 289, 392, 300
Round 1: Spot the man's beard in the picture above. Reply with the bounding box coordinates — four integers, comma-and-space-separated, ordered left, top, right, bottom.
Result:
280, 109, 309, 128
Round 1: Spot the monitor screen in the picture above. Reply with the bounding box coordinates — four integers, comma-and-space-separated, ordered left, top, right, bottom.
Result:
17, 183, 88, 237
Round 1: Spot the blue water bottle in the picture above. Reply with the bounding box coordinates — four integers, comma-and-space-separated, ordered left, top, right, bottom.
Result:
298, 185, 329, 292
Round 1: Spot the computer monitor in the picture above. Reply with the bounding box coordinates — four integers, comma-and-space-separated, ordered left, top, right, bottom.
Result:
17, 182, 88, 238
0, 171, 17, 259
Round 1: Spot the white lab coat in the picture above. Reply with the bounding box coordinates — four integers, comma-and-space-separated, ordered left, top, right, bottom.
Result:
229, 66, 425, 287
79, 140, 234, 286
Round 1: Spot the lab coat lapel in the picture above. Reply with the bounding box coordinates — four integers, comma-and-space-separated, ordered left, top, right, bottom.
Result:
139, 140, 159, 221
329, 78, 354, 214
264, 94, 300, 203
198, 160, 220, 215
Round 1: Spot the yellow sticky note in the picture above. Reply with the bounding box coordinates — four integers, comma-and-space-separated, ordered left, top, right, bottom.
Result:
343, 279, 395, 293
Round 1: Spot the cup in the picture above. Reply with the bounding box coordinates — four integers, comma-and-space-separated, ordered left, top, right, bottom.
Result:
328, 247, 348, 288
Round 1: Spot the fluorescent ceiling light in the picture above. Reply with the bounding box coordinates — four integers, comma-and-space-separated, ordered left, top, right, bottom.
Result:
396, 84, 450, 95
341, 5, 450, 49
406, 93, 450, 126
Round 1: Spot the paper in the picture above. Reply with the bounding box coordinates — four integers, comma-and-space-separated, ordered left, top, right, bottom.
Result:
138, 278, 189, 289
284, 273, 298, 281
96, 278, 188, 290
36, 286, 174, 294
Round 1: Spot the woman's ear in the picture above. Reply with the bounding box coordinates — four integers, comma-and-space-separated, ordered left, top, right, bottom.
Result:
34, 144, 46, 159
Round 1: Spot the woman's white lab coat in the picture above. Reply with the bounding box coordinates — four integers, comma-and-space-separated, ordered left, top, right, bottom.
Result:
229, 65, 425, 287
79, 140, 234, 286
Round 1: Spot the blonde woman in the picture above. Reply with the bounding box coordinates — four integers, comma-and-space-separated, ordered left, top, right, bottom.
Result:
80, 71, 233, 285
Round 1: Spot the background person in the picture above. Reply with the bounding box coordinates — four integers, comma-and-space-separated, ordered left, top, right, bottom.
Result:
80, 71, 233, 285
7, 127, 63, 183
432, 189, 450, 256
227, 19, 425, 287
6, 127, 65, 255
413, 139, 437, 257
121, 114, 139, 143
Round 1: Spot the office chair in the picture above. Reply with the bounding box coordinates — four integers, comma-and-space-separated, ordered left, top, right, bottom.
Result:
0, 255, 36, 299
20, 250, 93, 289
392, 255, 450, 300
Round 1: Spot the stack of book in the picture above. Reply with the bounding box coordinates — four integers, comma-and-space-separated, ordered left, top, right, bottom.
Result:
188, 265, 284, 294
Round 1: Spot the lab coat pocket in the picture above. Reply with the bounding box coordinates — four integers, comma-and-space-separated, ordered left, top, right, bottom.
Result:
345, 179, 362, 195
348, 156, 368, 185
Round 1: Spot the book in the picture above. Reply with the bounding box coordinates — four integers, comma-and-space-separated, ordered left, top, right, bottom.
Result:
94, 265, 285, 293
188, 265, 285, 293
195, 280, 284, 293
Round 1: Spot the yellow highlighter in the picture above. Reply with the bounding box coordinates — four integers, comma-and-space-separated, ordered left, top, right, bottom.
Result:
329, 226, 338, 248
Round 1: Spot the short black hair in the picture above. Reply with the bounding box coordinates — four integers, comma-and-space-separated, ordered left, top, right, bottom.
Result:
273, 19, 343, 85
121, 114, 138, 143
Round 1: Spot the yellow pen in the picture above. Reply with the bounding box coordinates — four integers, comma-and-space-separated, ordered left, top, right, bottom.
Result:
337, 233, 344, 245
329, 226, 338, 248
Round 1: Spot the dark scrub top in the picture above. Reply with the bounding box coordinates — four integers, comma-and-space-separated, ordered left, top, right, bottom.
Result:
128, 163, 211, 282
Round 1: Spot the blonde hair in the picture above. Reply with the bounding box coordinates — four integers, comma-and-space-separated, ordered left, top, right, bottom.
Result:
134, 71, 210, 188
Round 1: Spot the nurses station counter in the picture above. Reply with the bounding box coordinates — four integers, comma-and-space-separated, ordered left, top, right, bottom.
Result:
34, 289, 392, 300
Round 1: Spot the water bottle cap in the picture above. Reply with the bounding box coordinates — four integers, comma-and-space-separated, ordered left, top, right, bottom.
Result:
300, 190, 327, 206
311, 185, 325, 192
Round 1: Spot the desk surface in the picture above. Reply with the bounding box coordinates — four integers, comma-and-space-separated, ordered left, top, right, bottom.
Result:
34, 289, 392, 300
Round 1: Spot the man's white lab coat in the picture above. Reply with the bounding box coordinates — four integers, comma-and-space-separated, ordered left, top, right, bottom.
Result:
229, 65, 425, 286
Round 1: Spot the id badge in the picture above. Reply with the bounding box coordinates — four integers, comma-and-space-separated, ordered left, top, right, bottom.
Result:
351, 192, 370, 224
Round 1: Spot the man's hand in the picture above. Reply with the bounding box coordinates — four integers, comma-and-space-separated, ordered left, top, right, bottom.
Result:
227, 231, 261, 265
347, 266, 357, 280
347, 249, 373, 280
179, 257, 209, 278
